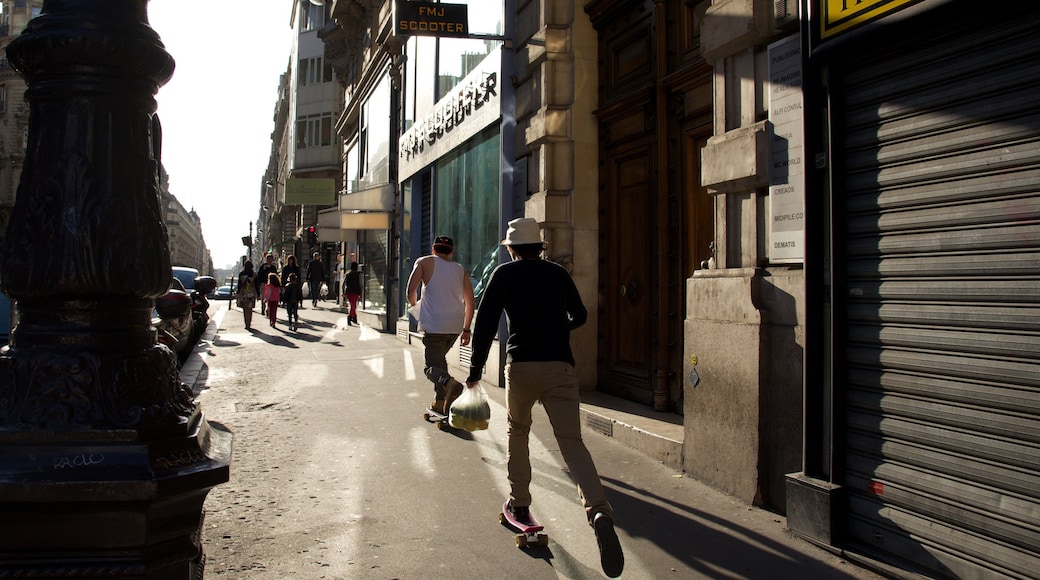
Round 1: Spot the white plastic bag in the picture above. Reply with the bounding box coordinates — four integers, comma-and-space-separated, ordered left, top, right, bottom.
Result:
449, 383, 491, 431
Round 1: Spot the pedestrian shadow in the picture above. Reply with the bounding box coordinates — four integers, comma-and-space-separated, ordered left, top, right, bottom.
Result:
251, 331, 298, 348
301, 318, 337, 329
425, 421, 477, 440
283, 329, 323, 343
493, 524, 605, 578
601, 476, 863, 579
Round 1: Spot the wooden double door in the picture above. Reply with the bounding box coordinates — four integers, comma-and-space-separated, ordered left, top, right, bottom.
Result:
588, 0, 713, 412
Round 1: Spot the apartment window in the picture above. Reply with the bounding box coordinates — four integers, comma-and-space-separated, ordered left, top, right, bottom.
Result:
295, 112, 333, 149
0, 85, 6, 114
299, 2, 325, 31
359, 75, 390, 189
297, 56, 333, 88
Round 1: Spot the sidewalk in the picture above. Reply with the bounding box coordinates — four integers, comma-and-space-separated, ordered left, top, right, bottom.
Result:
182, 302, 885, 579
185, 301, 685, 471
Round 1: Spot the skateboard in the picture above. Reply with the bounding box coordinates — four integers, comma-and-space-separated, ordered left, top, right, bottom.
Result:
423, 407, 450, 430
499, 500, 548, 548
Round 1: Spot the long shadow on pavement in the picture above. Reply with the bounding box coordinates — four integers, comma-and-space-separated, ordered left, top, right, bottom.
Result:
604, 476, 863, 579
247, 329, 298, 348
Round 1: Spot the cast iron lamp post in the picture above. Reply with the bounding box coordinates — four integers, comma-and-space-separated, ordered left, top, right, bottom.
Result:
0, 1, 231, 577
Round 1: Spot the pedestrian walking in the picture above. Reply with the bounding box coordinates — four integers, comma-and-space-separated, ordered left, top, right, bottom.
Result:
236, 260, 258, 330
257, 254, 277, 316
465, 217, 623, 578
281, 255, 302, 309
263, 272, 281, 328
283, 273, 302, 331
343, 261, 361, 326
306, 252, 324, 307
406, 235, 474, 415
333, 256, 343, 304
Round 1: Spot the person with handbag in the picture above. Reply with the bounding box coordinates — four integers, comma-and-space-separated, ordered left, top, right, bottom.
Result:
235, 260, 258, 330
407, 235, 475, 415
306, 252, 325, 307
465, 217, 623, 578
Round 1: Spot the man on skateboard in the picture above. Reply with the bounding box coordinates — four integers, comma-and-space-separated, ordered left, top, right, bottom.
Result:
465, 218, 624, 578
407, 235, 475, 415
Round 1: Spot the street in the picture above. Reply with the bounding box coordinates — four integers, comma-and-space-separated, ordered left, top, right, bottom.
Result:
187, 303, 882, 580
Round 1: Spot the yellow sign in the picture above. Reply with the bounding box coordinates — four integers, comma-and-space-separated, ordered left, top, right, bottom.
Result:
284, 178, 336, 205
394, 1, 468, 38
820, 0, 923, 39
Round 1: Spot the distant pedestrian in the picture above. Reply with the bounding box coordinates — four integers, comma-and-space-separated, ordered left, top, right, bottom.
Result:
466, 217, 623, 578
306, 252, 324, 307
407, 235, 475, 415
333, 257, 343, 304
283, 273, 302, 331
263, 272, 282, 328
281, 255, 301, 308
342, 261, 361, 326
236, 260, 258, 330
257, 254, 277, 316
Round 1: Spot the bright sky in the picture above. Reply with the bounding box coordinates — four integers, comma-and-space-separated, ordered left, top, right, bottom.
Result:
148, 1, 293, 269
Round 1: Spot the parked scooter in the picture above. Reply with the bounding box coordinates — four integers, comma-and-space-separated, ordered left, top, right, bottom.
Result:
189, 276, 217, 343
154, 280, 194, 364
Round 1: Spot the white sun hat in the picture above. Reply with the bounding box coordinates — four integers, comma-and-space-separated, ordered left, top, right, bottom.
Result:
501, 217, 545, 246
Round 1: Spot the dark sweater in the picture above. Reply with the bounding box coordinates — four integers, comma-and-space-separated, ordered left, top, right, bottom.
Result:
466, 258, 587, 382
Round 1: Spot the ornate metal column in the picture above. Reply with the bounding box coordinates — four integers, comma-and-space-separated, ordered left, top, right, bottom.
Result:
0, 1, 231, 577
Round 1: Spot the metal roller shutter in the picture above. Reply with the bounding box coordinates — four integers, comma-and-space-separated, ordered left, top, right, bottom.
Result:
835, 8, 1040, 579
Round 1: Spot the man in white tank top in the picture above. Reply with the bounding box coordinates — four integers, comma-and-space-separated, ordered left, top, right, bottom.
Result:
406, 236, 475, 415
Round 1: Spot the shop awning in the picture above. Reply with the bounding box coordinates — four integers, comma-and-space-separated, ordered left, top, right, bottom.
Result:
340, 183, 394, 212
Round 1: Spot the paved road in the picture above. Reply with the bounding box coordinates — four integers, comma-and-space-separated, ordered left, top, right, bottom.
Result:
188, 302, 884, 579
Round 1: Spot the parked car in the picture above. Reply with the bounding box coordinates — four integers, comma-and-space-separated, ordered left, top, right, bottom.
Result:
215, 285, 233, 300
172, 266, 200, 293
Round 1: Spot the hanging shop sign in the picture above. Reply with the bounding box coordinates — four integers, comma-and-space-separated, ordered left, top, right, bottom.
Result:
398, 47, 501, 180
284, 178, 336, 205
767, 34, 805, 263
394, 0, 468, 38
820, 0, 924, 39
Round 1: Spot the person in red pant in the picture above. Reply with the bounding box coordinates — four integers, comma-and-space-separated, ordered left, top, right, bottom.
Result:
262, 273, 281, 328
342, 261, 362, 326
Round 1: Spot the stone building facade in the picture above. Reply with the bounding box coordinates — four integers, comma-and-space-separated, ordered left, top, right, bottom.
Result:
160, 167, 212, 275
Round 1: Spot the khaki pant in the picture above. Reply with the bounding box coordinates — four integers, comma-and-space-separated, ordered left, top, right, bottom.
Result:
422, 333, 461, 400
505, 361, 613, 522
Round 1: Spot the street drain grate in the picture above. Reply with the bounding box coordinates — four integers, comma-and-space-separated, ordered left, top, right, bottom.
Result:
586, 415, 613, 437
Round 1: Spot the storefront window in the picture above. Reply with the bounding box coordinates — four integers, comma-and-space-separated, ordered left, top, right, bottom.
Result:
435, 0, 502, 98
462, 0, 504, 36
399, 180, 412, 318
344, 141, 357, 193
359, 230, 389, 312
434, 127, 500, 302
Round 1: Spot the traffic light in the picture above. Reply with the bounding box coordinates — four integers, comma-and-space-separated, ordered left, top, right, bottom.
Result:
306, 226, 317, 246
